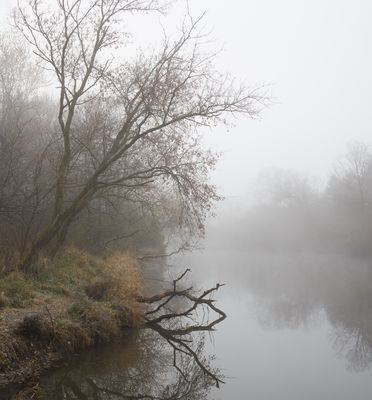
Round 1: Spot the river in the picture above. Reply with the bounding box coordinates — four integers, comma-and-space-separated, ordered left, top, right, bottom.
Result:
30, 249, 372, 399
172, 249, 372, 399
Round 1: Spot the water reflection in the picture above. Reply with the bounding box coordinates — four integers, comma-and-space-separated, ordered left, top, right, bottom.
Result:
35, 332, 219, 400
219, 252, 372, 372
11, 251, 372, 399
6, 267, 226, 400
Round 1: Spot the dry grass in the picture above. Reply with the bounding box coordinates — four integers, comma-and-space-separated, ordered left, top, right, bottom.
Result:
0, 248, 145, 381
10, 384, 46, 400
98, 253, 143, 324
0, 248, 143, 313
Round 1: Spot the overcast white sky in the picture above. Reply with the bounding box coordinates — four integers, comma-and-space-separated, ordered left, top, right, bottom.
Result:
1, 0, 371, 197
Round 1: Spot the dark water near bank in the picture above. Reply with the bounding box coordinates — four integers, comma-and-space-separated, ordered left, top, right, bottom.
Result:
36, 250, 372, 399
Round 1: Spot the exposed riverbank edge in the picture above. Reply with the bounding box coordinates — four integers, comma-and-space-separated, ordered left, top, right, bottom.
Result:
0, 249, 145, 396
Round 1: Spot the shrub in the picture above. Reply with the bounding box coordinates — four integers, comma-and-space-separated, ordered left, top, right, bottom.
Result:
16, 314, 53, 341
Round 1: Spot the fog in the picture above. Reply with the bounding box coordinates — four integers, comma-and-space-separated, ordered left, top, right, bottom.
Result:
172, 250, 372, 400
2, 0, 372, 196
1, 1, 372, 399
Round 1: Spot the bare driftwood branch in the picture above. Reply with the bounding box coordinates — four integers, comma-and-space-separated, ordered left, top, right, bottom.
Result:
138, 269, 226, 388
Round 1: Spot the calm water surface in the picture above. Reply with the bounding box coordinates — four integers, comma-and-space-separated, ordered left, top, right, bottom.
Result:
172, 249, 372, 400
36, 249, 372, 399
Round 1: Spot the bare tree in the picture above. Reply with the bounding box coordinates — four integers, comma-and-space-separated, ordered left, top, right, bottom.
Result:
329, 141, 372, 212
14, 0, 263, 272
0, 34, 56, 263
325, 141, 372, 254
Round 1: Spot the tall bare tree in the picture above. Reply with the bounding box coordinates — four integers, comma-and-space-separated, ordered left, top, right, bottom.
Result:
14, 0, 263, 272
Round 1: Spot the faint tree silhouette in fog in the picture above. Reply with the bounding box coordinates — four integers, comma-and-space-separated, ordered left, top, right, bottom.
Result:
327, 141, 372, 213
326, 141, 372, 255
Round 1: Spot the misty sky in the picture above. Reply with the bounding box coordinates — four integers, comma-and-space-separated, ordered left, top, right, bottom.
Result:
1, 0, 371, 197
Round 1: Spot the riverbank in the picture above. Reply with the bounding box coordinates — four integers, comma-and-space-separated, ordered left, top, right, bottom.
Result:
0, 248, 143, 396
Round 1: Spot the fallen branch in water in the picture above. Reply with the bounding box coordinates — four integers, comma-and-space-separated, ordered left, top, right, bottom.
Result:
138, 269, 227, 388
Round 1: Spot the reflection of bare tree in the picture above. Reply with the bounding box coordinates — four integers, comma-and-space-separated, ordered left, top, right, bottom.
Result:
256, 296, 318, 330
15, 272, 226, 399
241, 254, 372, 372
246, 258, 322, 330
34, 333, 219, 400
331, 321, 372, 372
71, 345, 215, 400
139, 269, 226, 388
327, 285, 372, 372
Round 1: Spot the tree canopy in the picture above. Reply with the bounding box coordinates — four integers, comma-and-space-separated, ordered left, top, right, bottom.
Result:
0, 0, 264, 272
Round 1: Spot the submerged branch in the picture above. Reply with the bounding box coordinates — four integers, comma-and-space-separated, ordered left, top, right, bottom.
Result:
138, 269, 227, 388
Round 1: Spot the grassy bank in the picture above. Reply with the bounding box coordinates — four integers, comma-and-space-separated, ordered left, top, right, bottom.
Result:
0, 248, 144, 389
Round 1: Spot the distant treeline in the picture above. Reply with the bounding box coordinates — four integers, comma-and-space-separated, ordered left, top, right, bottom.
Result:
220, 142, 372, 257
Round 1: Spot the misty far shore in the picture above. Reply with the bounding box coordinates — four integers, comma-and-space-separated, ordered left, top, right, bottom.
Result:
207, 141, 372, 260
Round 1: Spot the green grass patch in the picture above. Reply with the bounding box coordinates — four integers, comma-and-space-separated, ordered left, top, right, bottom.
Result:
0, 248, 142, 310
0, 272, 36, 308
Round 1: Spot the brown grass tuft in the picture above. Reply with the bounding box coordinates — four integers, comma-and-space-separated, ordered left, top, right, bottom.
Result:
68, 299, 121, 343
